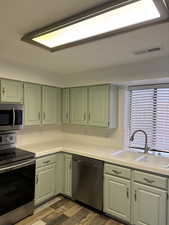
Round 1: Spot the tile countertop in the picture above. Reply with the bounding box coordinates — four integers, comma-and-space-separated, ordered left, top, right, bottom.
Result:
17, 141, 169, 177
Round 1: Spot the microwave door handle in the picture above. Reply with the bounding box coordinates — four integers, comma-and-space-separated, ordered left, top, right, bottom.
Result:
12, 108, 15, 127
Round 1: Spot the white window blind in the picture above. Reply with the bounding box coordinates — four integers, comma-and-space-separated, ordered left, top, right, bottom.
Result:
128, 85, 169, 152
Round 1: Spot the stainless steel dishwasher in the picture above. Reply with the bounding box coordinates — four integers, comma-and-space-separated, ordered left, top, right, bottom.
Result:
72, 155, 103, 210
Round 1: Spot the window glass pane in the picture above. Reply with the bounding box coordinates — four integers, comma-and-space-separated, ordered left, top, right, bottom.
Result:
129, 89, 154, 148
129, 87, 169, 152
154, 88, 169, 151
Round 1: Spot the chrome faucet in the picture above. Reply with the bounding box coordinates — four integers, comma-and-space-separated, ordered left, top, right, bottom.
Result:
130, 130, 150, 154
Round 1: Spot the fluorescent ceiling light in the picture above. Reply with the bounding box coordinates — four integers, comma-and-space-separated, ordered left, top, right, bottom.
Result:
22, 0, 169, 51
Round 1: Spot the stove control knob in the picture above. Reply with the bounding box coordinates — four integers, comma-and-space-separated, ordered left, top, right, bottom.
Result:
6, 136, 14, 144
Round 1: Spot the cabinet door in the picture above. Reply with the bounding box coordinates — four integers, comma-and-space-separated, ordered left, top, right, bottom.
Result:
42, 86, 58, 125
35, 164, 56, 206
70, 87, 87, 125
55, 153, 64, 195
24, 83, 42, 125
56, 88, 61, 125
133, 183, 167, 225
1, 79, 23, 103
64, 154, 72, 197
104, 175, 131, 223
88, 85, 109, 127
62, 88, 70, 124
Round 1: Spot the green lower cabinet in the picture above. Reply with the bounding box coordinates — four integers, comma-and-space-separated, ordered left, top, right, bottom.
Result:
104, 174, 131, 223
35, 164, 56, 206
133, 183, 167, 225
64, 154, 72, 197
55, 153, 64, 195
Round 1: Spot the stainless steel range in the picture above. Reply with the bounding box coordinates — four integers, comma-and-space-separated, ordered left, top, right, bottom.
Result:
0, 132, 35, 225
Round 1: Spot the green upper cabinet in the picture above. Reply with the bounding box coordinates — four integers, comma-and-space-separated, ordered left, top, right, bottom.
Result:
62, 88, 70, 124
24, 83, 42, 126
1, 79, 23, 103
56, 88, 62, 125
55, 153, 64, 195
42, 86, 61, 125
88, 85, 117, 128
70, 87, 88, 125
62, 85, 117, 128
88, 85, 109, 127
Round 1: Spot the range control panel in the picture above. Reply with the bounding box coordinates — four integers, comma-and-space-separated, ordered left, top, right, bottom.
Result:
0, 133, 16, 145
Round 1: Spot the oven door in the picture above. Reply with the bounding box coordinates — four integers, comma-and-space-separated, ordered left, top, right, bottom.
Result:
0, 159, 35, 216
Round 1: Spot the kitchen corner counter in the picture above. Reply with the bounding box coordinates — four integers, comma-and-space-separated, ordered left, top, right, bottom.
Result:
17, 141, 169, 177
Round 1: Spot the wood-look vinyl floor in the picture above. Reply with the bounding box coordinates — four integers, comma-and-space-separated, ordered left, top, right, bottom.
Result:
16, 196, 124, 225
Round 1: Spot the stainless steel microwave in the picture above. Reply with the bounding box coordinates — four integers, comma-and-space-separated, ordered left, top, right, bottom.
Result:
0, 104, 23, 131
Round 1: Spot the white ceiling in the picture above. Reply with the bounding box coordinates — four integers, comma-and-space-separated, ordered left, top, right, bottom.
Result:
1, 0, 169, 83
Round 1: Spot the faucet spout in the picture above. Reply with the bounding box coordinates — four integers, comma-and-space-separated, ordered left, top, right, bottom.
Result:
130, 130, 149, 153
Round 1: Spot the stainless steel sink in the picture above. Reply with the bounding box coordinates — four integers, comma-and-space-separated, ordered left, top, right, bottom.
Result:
112, 150, 143, 161
135, 154, 169, 168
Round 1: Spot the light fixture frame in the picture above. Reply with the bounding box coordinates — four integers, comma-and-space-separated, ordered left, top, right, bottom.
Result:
21, 0, 169, 52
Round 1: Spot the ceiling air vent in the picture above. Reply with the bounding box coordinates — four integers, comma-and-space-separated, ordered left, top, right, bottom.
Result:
134, 47, 161, 55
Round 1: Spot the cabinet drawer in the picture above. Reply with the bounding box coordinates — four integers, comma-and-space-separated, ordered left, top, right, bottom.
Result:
36, 154, 56, 168
104, 163, 131, 179
134, 170, 167, 189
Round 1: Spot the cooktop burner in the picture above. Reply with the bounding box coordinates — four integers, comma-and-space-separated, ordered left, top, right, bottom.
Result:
0, 148, 35, 166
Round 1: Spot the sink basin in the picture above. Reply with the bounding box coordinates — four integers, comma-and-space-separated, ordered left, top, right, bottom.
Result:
136, 154, 169, 168
112, 150, 143, 161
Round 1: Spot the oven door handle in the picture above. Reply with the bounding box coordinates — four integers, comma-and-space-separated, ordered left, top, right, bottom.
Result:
0, 159, 35, 173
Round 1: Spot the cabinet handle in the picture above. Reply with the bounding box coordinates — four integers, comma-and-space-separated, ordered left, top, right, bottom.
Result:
2, 87, 5, 95
88, 112, 90, 121
69, 162, 72, 170
144, 178, 155, 184
126, 188, 129, 199
134, 190, 137, 202
83, 113, 86, 121
112, 169, 122, 175
36, 175, 39, 184
43, 160, 50, 164
43, 112, 46, 120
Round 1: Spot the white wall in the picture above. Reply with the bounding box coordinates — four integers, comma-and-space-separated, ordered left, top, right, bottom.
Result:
0, 56, 169, 88
0, 59, 64, 87
60, 56, 169, 87
17, 125, 63, 147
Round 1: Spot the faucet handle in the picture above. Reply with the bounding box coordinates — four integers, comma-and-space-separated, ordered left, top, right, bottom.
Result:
144, 145, 150, 153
